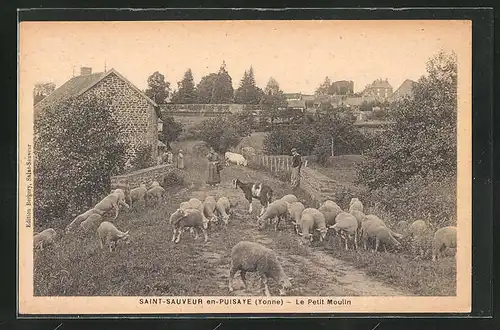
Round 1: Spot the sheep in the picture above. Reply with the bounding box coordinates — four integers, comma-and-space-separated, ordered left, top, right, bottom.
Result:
203, 196, 219, 224
33, 228, 57, 251
80, 213, 103, 232
280, 194, 298, 204
370, 226, 402, 252
432, 226, 457, 261
364, 214, 403, 239
348, 198, 364, 213
171, 208, 209, 243
97, 221, 130, 252
228, 241, 292, 296
318, 203, 343, 227
111, 181, 131, 204
299, 208, 328, 244
94, 190, 130, 219
129, 183, 148, 207
409, 220, 428, 237
225, 152, 248, 166
350, 210, 366, 230
187, 198, 204, 214
257, 199, 289, 231
407, 220, 430, 257
147, 185, 166, 204
286, 202, 305, 234
215, 196, 231, 225
65, 208, 100, 234
330, 212, 359, 250
233, 179, 273, 216
151, 180, 160, 187
320, 200, 341, 210
359, 214, 403, 250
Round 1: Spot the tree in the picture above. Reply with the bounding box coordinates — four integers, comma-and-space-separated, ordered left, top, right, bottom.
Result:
357, 51, 457, 189
260, 77, 288, 128
234, 66, 264, 105
160, 116, 183, 149
210, 61, 234, 104
172, 69, 197, 104
34, 94, 126, 228
145, 71, 170, 104
315, 76, 332, 95
33, 82, 56, 105
196, 73, 219, 103
195, 117, 243, 153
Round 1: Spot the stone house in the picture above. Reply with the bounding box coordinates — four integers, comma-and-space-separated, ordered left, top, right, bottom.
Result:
388, 79, 417, 102
34, 67, 161, 170
362, 78, 393, 99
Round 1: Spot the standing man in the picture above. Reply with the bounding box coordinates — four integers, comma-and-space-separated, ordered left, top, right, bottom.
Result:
290, 147, 302, 189
177, 149, 185, 169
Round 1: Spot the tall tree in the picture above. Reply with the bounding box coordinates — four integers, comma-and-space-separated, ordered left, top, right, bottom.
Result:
315, 76, 332, 95
234, 66, 264, 105
196, 73, 219, 103
33, 82, 56, 105
145, 71, 170, 105
172, 68, 197, 104
160, 116, 183, 149
210, 61, 234, 104
260, 77, 288, 127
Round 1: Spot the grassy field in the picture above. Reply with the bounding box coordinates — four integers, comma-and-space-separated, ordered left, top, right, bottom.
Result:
34, 139, 456, 297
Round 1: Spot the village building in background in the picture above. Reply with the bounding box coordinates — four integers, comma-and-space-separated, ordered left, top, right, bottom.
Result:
34, 67, 163, 169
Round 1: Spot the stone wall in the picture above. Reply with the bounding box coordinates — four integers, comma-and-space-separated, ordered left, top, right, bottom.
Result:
244, 152, 352, 208
89, 72, 158, 167
110, 164, 176, 189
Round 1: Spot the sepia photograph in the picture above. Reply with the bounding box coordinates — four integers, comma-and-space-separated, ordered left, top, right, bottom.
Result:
18, 19, 472, 315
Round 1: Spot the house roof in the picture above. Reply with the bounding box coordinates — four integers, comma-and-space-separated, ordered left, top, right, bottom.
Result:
366, 79, 393, 89
389, 79, 417, 101
34, 68, 158, 112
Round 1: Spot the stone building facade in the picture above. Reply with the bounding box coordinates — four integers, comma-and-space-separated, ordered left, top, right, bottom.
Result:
362, 78, 393, 99
34, 67, 160, 170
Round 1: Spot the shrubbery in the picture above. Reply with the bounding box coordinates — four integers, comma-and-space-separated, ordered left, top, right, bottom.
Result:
130, 145, 154, 171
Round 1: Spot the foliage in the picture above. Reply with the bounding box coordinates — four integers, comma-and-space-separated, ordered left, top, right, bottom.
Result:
145, 71, 170, 104
196, 61, 235, 104
130, 145, 154, 171
33, 82, 56, 105
163, 169, 186, 187
356, 51, 457, 190
34, 95, 126, 228
196, 73, 218, 103
161, 116, 183, 147
260, 77, 288, 127
195, 116, 250, 153
171, 69, 198, 104
234, 66, 264, 105
315, 76, 332, 95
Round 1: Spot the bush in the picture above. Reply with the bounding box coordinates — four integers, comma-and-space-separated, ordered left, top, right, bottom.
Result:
163, 170, 186, 187
130, 145, 154, 171
195, 116, 251, 153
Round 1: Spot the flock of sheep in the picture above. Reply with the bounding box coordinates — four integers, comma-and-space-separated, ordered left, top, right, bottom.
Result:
33, 173, 457, 297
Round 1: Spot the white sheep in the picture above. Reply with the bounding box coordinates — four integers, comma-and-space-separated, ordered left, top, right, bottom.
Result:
33, 228, 57, 251
171, 208, 209, 243
203, 196, 219, 224
66, 208, 100, 233
215, 196, 231, 225
432, 226, 457, 261
179, 201, 191, 211
80, 213, 103, 232
286, 202, 305, 234
408, 220, 430, 257
350, 210, 366, 230
370, 225, 402, 252
151, 180, 160, 187
300, 208, 328, 244
147, 185, 166, 204
257, 199, 289, 231
330, 212, 359, 250
280, 194, 298, 204
318, 202, 343, 227
97, 221, 130, 252
409, 220, 428, 237
360, 214, 403, 250
129, 183, 148, 207
225, 152, 248, 166
228, 241, 292, 296
348, 198, 364, 213
94, 190, 130, 219
111, 181, 131, 204
321, 200, 341, 210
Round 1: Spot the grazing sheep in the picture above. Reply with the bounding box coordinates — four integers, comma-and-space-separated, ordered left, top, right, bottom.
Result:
97, 221, 130, 252
300, 208, 328, 244
33, 228, 57, 251
280, 194, 298, 204
330, 212, 359, 250
319, 203, 343, 227
348, 198, 364, 213
257, 199, 289, 231
359, 215, 390, 250
215, 196, 231, 225
233, 179, 273, 216
350, 210, 366, 230
432, 226, 457, 261
80, 213, 103, 232
203, 196, 219, 224
171, 208, 209, 243
225, 152, 248, 166
147, 185, 166, 204
151, 180, 160, 187
129, 184, 148, 207
370, 226, 402, 252
286, 202, 305, 234
228, 241, 292, 296
363, 214, 403, 239
94, 190, 130, 219
407, 220, 430, 257
409, 220, 428, 237
321, 200, 341, 210
179, 201, 191, 211
65, 208, 100, 234
111, 181, 131, 204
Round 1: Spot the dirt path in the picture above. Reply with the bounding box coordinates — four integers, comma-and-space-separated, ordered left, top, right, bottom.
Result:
175, 143, 410, 296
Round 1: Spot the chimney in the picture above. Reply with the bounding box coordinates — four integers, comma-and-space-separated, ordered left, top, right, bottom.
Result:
80, 67, 92, 76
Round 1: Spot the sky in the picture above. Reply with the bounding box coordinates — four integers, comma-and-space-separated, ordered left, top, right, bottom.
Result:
20, 20, 469, 95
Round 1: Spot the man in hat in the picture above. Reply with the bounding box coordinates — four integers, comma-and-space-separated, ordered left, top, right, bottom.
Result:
290, 147, 302, 189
